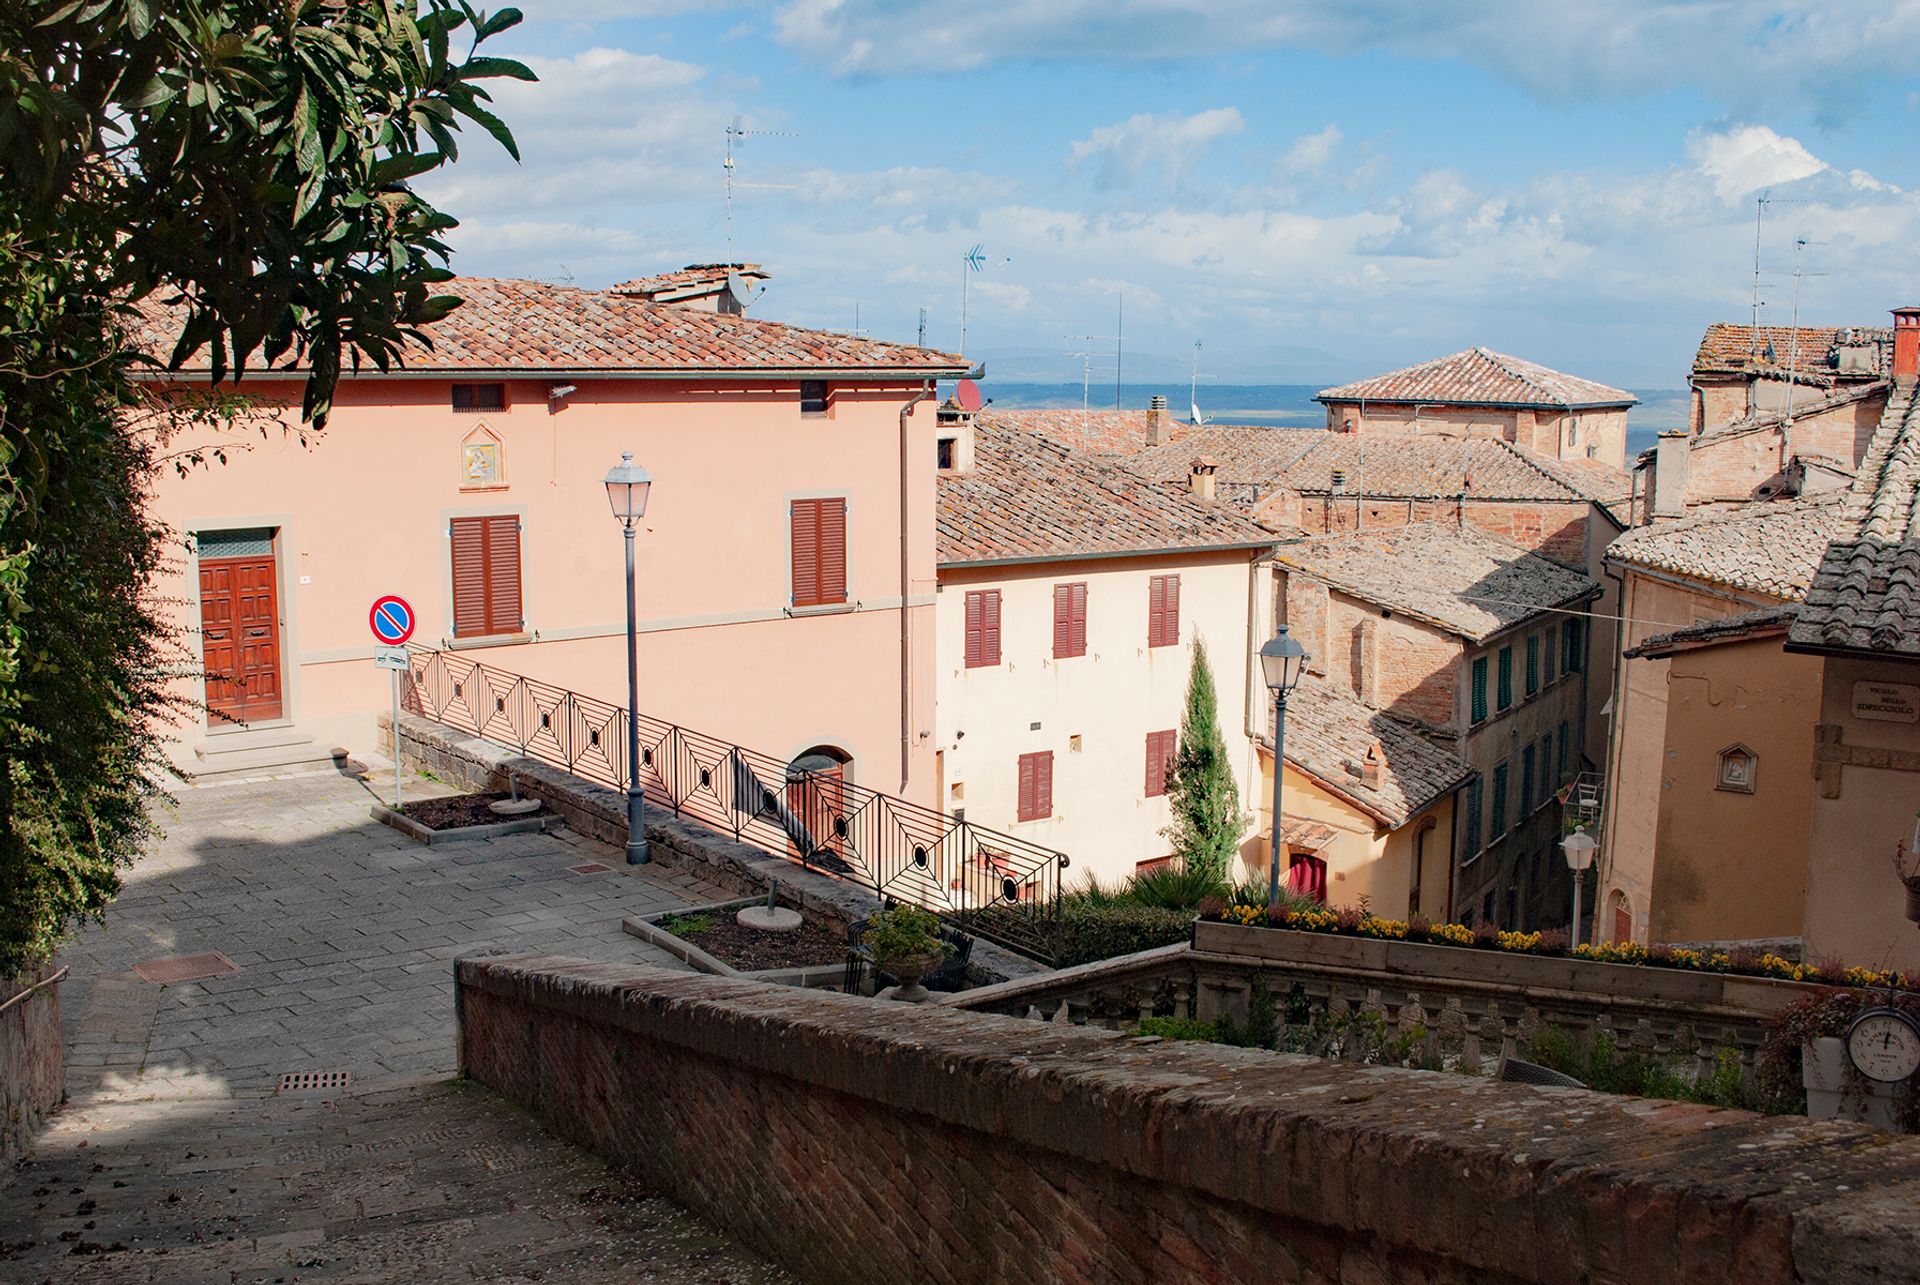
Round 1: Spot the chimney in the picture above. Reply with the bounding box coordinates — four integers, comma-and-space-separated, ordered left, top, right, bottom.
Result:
1187, 455, 1218, 500
1652, 430, 1691, 520
1146, 394, 1170, 446
1361, 742, 1383, 790
1893, 307, 1920, 386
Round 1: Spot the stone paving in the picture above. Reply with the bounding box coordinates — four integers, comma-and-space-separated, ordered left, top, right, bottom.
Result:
1, 763, 792, 1283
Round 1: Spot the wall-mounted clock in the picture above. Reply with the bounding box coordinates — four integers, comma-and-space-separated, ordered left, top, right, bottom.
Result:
1845, 1008, 1920, 1084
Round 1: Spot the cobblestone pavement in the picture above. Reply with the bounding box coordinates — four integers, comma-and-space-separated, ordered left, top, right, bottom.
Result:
1, 765, 791, 1283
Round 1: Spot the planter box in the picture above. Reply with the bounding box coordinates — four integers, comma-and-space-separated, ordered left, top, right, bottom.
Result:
1803, 1037, 1904, 1131
1193, 919, 1825, 1017
623, 900, 847, 990
370, 803, 558, 846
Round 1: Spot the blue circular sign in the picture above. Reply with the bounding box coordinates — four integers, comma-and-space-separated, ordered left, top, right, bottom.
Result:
369, 595, 415, 645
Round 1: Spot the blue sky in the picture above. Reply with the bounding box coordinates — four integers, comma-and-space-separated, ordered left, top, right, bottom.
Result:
417, 1, 1920, 387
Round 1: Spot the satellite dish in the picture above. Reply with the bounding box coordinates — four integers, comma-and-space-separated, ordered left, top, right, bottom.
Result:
726, 272, 766, 311
955, 379, 984, 412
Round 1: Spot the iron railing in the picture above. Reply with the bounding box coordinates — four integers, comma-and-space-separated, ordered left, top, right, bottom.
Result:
402, 647, 1068, 961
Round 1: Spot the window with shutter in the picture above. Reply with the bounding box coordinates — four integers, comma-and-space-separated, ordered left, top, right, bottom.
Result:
1544, 624, 1558, 684
1496, 645, 1513, 711
1053, 582, 1087, 659
451, 382, 507, 413
790, 498, 848, 607
1017, 750, 1053, 821
1490, 761, 1509, 836
964, 590, 1001, 667
1463, 778, 1483, 857
1525, 634, 1540, 697
1521, 744, 1535, 815
1563, 617, 1583, 673
449, 515, 522, 637
1144, 729, 1176, 797
1556, 720, 1569, 784
1148, 574, 1181, 648
1470, 656, 1488, 724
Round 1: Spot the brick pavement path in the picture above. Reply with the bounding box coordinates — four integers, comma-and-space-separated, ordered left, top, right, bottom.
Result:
1, 765, 792, 1283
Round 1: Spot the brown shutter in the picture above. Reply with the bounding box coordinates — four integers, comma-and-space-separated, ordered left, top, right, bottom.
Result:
1148, 576, 1165, 646
1144, 733, 1159, 796
450, 517, 488, 636
1163, 574, 1180, 645
484, 515, 521, 634
982, 590, 1001, 665
1053, 584, 1071, 658
791, 501, 819, 606
818, 497, 847, 604
1071, 583, 1087, 656
1017, 753, 1035, 820
1035, 751, 1052, 818
964, 591, 983, 667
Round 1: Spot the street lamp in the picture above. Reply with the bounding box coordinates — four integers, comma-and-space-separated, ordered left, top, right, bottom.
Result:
604, 451, 653, 865
1261, 627, 1310, 909
1561, 827, 1598, 949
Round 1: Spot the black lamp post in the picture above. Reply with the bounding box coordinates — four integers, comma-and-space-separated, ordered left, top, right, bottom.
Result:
1261, 627, 1310, 909
604, 451, 653, 865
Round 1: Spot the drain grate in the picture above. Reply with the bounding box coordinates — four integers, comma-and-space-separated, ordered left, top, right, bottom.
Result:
277, 1069, 351, 1094
568, 862, 612, 875
132, 952, 238, 985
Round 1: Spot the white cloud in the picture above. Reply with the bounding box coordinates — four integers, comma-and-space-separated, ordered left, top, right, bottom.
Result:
1280, 124, 1342, 172
1067, 108, 1246, 189
1687, 124, 1829, 203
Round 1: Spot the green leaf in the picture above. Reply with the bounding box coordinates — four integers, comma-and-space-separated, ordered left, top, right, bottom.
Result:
459, 56, 536, 83
455, 97, 517, 162
372, 151, 445, 184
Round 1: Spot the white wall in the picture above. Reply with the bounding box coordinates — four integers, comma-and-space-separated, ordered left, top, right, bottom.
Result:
935, 551, 1267, 888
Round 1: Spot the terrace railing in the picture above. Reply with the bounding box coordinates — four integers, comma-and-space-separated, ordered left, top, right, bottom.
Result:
402, 646, 1069, 962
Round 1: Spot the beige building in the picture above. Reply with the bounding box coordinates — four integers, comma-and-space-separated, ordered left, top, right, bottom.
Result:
1787, 350, 1920, 973
1598, 495, 1841, 945
932, 411, 1276, 887
1317, 347, 1636, 471
1273, 522, 1600, 926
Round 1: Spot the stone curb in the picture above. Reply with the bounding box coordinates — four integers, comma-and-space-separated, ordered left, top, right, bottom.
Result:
369, 803, 559, 846
621, 900, 847, 989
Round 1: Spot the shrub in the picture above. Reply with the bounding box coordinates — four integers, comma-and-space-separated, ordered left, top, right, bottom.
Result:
1054, 901, 1193, 967
863, 904, 952, 963
1161, 638, 1247, 882
1126, 861, 1228, 912
1137, 1016, 1220, 1042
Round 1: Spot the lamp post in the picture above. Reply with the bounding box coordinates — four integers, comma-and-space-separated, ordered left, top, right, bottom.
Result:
1561, 826, 1598, 949
604, 452, 653, 865
1261, 627, 1310, 909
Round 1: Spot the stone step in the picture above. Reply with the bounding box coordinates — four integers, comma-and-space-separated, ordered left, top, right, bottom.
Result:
181, 739, 340, 782
196, 724, 317, 758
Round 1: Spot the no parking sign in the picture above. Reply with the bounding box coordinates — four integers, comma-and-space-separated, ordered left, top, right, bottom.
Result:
368, 595, 415, 808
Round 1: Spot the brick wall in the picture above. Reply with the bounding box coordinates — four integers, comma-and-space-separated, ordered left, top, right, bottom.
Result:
1, 968, 64, 1165
1322, 594, 1460, 728
1291, 499, 1591, 570
458, 956, 1918, 1285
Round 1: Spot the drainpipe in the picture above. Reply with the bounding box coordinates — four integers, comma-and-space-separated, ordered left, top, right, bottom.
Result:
899, 380, 934, 791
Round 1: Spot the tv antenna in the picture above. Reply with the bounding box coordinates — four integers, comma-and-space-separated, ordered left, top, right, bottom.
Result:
1749, 191, 1810, 358
724, 117, 797, 265
1783, 236, 1828, 427
1190, 340, 1209, 426
959, 244, 1010, 356
1064, 334, 1119, 436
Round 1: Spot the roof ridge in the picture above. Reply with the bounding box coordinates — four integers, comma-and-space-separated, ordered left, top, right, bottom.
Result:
1478, 347, 1568, 406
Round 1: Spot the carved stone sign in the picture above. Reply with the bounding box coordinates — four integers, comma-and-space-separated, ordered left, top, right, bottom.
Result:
1852, 681, 1920, 724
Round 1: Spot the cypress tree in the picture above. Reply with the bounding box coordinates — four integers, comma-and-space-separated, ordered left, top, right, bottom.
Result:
1162, 637, 1247, 882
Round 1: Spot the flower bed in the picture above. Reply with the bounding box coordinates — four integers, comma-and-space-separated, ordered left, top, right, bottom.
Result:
1200, 900, 1911, 992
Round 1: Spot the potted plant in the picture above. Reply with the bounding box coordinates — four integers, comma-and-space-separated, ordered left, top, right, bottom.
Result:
863, 904, 953, 1003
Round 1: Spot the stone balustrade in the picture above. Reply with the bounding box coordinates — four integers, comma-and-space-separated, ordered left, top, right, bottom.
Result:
946, 920, 1838, 1078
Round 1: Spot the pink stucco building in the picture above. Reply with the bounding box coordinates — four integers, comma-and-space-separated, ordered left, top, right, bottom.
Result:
142, 276, 969, 803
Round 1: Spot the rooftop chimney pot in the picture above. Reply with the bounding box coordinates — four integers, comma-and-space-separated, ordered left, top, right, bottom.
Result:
1187, 454, 1218, 500
1893, 307, 1920, 385
1147, 395, 1170, 447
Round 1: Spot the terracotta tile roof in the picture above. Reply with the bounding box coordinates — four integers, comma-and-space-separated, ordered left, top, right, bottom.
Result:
136, 276, 967, 378
609, 262, 767, 300
936, 418, 1277, 567
1789, 383, 1920, 657
1692, 322, 1890, 385
1129, 429, 1632, 507
975, 408, 1197, 457
1274, 522, 1599, 642
1627, 604, 1797, 659
1317, 348, 1635, 410
1607, 495, 1841, 601
1273, 678, 1473, 828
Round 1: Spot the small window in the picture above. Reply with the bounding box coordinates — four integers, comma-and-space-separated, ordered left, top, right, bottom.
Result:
1017, 750, 1053, 822
1496, 645, 1513, 711
1490, 760, 1509, 836
449, 514, 522, 637
1521, 744, 1536, 815
1463, 778, 1483, 857
964, 590, 1001, 668
1562, 617, 1583, 673
1716, 743, 1757, 794
1053, 582, 1087, 659
790, 498, 848, 608
1470, 656, 1488, 724
1525, 634, 1540, 697
1148, 574, 1181, 648
1144, 729, 1177, 798
452, 382, 506, 413
800, 380, 829, 415
936, 437, 956, 470
1544, 623, 1558, 685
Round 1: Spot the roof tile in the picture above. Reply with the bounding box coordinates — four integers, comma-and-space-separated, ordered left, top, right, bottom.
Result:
1607, 495, 1841, 600
1317, 348, 1634, 410
1276, 678, 1473, 828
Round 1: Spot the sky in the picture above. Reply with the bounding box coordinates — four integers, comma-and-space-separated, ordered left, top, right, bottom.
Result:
415, 1, 1920, 388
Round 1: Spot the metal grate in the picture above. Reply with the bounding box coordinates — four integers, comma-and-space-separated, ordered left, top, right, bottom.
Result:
277, 1070, 351, 1094
133, 952, 238, 985
194, 527, 276, 558
568, 862, 612, 874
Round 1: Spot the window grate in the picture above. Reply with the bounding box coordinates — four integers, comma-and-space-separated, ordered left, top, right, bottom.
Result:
195, 528, 275, 559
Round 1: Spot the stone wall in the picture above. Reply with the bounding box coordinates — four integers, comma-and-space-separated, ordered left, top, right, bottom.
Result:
386, 712, 1046, 985
1, 967, 65, 1164
458, 955, 1919, 1285
1290, 498, 1592, 571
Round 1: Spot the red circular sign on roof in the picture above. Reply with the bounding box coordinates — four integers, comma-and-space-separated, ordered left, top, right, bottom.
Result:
955, 378, 984, 412
369, 595, 416, 645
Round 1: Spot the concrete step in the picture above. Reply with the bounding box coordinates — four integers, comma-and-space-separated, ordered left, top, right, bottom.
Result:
197, 724, 317, 758
183, 733, 341, 782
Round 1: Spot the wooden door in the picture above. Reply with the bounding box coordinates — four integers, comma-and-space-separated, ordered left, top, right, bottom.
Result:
200, 554, 283, 723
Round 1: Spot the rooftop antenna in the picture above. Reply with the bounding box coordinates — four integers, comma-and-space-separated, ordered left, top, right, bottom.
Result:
723, 117, 797, 266
1751, 192, 1769, 358
1784, 236, 1829, 429
1190, 340, 1207, 426
959, 244, 1009, 356
918, 306, 927, 347
1115, 294, 1124, 411
1064, 334, 1119, 437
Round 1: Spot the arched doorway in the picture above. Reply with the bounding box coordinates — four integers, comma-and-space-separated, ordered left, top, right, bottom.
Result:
1607, 889, 1633, 944
786, 745, 853, 869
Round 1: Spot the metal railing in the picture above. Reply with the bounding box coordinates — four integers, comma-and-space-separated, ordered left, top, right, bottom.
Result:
402, 647, 1069, 961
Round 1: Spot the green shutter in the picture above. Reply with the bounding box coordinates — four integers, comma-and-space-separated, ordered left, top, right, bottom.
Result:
1556, 721, 1569, 783
1521, 744, 1535, 814
1497, 646, 1513, 711
1525, 634, 1540, 696
1471, 657, 1488, 723
1464, 779, 1482, 855
1491, 762, 1509, 835
1564, 618, 1583, 673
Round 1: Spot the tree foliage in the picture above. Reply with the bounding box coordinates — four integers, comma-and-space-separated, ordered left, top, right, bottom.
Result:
0, 0, 529, 975
1162, 637, 1247, 883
